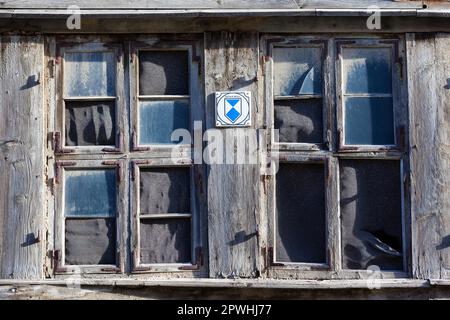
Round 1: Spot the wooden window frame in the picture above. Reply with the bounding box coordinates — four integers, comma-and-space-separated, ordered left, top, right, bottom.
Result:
130, 40, 200, 153
265, 37, 332, 152
262, 35, 410, 280
55, 41, 125, 155
130, 159, 203, 273
53, 160, 126, 274
266, 154, 338, 275
128, 37, 206, 275
336, 38, 403, 152
47, 35, 206, 277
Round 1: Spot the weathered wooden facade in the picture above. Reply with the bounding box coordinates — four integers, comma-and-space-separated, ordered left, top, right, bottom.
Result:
1, 0, 450, 299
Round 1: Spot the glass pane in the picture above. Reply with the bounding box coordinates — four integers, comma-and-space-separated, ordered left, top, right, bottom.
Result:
276, 163, 326, 263
139, 100, 189, 144
140, 218, 191, 264
344, 97, 394, 145
65, 100, 116, 146
342, 47, 392, 94
65, 218, 116, 265
274, 99, 323, 143
139, 50, 189, 96
273, 47, 322, 96
64, 51, 116, 97
140, 168, 190, 214
65, 169, 116, 218
340, 160, 403, 271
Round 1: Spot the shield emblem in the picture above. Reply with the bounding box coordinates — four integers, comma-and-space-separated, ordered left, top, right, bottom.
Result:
224, 98, 242, 123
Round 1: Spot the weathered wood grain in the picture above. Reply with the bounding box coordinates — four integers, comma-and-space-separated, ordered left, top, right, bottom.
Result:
408, 32, 450, 279
0, 0, 425, 10
1, 17, 450, 34
205, 32, 260, 278
0, 35, 45, 279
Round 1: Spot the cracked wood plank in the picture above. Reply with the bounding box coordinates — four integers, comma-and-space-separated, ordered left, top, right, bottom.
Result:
0, 35, 45, 279
408, 32, 450, 279
204, 31, 260, 278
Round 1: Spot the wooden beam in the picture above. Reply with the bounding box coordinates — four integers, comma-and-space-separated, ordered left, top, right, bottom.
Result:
0, 35, 45, 279
204, 31, 260, 278
408, 32, 450, 280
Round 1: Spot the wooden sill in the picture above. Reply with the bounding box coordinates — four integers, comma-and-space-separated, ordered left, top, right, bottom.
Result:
0, 278, 437, 290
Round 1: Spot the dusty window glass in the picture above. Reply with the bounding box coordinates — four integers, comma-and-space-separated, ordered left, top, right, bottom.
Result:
65, 169, 116, 217
273, 47, 322, 96
138, 167, 192, 264
276, 163, 326, 263
340, 159, 403, 271
139, 50, 189, 96
65, 218, 116, 265
140, 168, 190, 214
273, 46, 324, 145
64, 51, 116, 97
65, 101, 116, 146
274, 99, 323, 144
64, 169, 117, 265
138, 50, 190, 145
140, 218, 191, 264
341, 47, 395, 146
139, 100, 189, 144
63, 51, 117, 147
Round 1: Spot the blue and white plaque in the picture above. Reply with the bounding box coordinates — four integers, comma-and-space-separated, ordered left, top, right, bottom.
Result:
215, 91, 251, 127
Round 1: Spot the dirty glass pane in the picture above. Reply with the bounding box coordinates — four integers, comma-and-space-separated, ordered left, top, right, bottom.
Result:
65, 218, 116, 265
140, 167, 190, 214
340, 160, 403, 271
276, 163, 326, 263
139, 50, 189, 96
344, 97, 394, 145
65, 101, 116, 146
140, 218, 192, 264
274, 99, 323, 143
64, 51, 116, 97
273, 47, 322, 96
139, 100, 189, 144
64, 169, 116, 218
342, 47, 392, 94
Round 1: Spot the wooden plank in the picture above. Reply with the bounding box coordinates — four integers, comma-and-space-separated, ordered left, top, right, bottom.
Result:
0, 0, 426, 10
1, 17, 450, 34
0, 35, 45, 279
0, 0, 299, 9
408, 32, 450, 279
204, 32, 260, 278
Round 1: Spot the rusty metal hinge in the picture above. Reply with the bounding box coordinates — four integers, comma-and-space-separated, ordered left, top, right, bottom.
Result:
55, 161, 77, 184
101, 160, 124, 183
49, 249, 61, 272
51, 132, 75, 154
131, 130, 150, 152
102, 132, 123, 153
48, 59, 56, 79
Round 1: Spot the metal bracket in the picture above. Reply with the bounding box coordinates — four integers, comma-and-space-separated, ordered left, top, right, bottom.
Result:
131, 130, 150, 152
102, 132, 123, 153
51, 132, 75, 154
54, 161, 77, 184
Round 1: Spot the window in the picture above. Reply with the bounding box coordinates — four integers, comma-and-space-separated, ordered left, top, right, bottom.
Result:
51, 37, 205, 275
263, 35, 408, 279
57, 43, 124, 153
337, 40, 399, 150
55, 162, 123, 273
270, 39, 329, 150
134, 49, 191, 147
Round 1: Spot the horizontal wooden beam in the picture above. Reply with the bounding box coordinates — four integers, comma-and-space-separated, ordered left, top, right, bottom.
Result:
0, 0, 428, 10
1, 16, 450, 34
